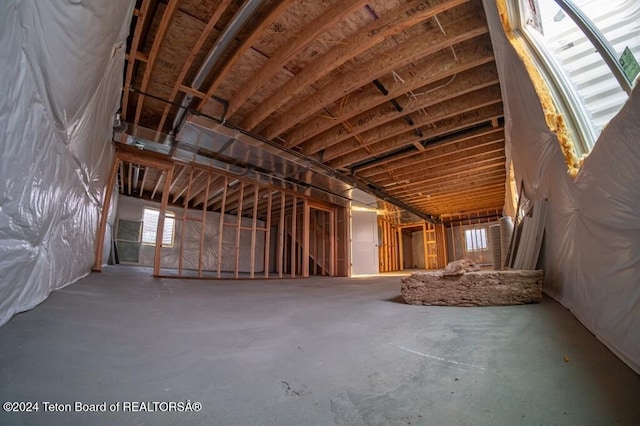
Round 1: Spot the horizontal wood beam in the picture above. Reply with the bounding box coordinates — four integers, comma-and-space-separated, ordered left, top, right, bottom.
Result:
399, 176, 506, 200
328, 92, 503, 168
156, 0, 233, 133
243, 0, 473, 131
122, 0, 151, 118
196, 0, 297, 112
360, 126, 504, 178
390, 169, 506, 196
282, 35, 496, 148
366, 132, 505, 183
261, 12, 489, 138
225, 0, 371, 119
377, 163, 506, 193
374, 156, 506, 192
301, 63, 499, 155
133, 0, 179, 126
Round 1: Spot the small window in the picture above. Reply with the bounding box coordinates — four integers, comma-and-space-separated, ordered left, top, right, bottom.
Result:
465, 228, 487, 252
510, 0, 639, 153
142, 208, 175, 247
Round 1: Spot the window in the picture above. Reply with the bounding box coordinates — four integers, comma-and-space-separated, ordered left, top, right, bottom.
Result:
142, 208, 175, 247
465, 228, 488, 252
510, 0, 640, 152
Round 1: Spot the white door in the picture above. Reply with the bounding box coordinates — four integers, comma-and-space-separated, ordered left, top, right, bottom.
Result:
351, 210, 379, 275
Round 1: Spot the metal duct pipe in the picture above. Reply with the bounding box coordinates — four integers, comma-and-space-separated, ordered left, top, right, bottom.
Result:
172, 0, 266, 132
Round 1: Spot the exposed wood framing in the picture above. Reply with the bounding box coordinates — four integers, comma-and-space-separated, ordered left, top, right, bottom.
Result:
154, 164, 174, 276
196, 0, 298, 113
244, 0, 473, 132
133, 0, 180, 126
156, 0, 234, 133
262, 13, 488, 139
122, 0, 151, 118
284, 36, 495, 148
225, 0, 372, 119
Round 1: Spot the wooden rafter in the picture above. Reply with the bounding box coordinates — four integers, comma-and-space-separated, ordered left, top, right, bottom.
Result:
301, 63, 499, 155
133, 0, 180, 126
224, 0, 372, 118
156, 0, 234, 133
327, 87, 503, 168
264, 18, 489, 139
372, 142, 506, 186
122, 0, 151, 118
356, 125, 504, 178
376, 154, 506, 189
195, 0, 298, 113
360, 127, 505, 178
242, 0, 472, 131
282, 35, 495, 148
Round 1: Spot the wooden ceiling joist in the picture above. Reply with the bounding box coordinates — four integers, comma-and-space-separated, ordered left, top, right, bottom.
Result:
195, 0, 298, 113
384, 167, 506, 195
360, 127, 505, 179
122, 0, 151, 118
155, 0, 234, 133
133, 0, 180, 126
400, 176, 506, 200
242, 0, 473, 132
328, 88, 503, 168
261, 12, 489, 139
282, 35, 496, 148
378, 155, 507, 192
224, 0, 372, 119
301, 63, 500, 156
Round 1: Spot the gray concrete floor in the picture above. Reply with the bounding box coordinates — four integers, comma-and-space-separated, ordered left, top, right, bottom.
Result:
1, 266, 639, 426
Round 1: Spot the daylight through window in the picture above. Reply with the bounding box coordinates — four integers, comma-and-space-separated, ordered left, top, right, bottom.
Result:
142, 208, 175, 247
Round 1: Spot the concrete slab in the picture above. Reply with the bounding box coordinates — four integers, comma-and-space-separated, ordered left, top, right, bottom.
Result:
1, 266, 639, 425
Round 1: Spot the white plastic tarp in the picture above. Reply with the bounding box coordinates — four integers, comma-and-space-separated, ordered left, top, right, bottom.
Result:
0, 0, 134, 326
483, 0, 640, 373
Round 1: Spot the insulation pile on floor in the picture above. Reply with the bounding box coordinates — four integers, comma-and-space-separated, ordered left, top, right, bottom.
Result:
401, 260, 543, 306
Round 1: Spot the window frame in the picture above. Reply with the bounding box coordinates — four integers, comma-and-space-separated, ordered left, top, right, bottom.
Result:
464, 228, 488, 253
141, 207, 176, 247
506, 0, 636, 154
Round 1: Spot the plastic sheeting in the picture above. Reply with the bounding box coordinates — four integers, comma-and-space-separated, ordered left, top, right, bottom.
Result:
483, 1, 640, 373
116, 196, 266, 274
0, 1, 134, 326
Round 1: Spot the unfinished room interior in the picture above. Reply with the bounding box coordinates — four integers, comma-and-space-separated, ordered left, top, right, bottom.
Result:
1, 0, 639, 424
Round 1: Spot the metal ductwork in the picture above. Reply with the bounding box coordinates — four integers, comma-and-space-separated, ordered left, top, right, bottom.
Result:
171, 0, 266, 133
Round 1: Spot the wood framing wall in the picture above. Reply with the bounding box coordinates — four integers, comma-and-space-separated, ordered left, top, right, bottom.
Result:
95, 146, 347, 279
443, 209, 502, 266
377, 217, 444, 272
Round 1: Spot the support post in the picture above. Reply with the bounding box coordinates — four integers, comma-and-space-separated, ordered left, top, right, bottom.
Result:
154, 164, 174, 276
93, 150, 120, 271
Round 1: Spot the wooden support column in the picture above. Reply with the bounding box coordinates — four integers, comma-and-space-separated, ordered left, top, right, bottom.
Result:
250, 186, 259, 278
329, 208, 336, 276
451, 224, 456, 261
458, 221, 465, 263
264, 191, 273, 278
93, 151, 120, 272
303, 199, 310, 278
290, 197, 297, 278
234, 183, 245, 279
178, 169, 194, 276
217, 177, 228, 278
278, 195, 285, 278
398, 227, 404, 271
153, 164, 174, 276
422, 222, 429, 270
198, 175, 211, 277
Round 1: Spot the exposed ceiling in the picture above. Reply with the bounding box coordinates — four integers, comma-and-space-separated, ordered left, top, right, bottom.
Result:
120, 0, 506, 220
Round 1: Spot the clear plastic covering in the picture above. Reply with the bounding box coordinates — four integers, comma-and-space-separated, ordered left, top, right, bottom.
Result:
483, 0, 640, 373
0, 0, 134, 326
